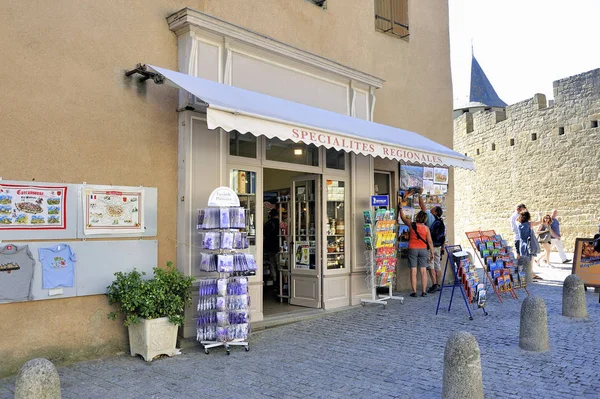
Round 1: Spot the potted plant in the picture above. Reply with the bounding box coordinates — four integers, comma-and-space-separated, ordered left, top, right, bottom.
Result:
106, 261, 195, 362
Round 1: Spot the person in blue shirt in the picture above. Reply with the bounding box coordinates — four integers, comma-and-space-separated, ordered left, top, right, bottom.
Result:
550, 209, 571, 264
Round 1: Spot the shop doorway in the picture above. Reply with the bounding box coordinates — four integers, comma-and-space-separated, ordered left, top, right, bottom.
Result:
263, 168, 322, 316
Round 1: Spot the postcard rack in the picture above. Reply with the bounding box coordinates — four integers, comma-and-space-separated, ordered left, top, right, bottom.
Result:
465, 230, 530, 303
436, 245, 488, 320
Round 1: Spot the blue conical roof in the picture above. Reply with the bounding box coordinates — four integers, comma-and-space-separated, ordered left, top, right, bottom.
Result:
469, 56, 507, 107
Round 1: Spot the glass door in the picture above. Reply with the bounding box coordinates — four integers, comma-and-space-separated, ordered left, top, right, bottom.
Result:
290, 175, 321, 308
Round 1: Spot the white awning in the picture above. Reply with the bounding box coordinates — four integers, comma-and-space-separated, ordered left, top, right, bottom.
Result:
149, 65, 475, 170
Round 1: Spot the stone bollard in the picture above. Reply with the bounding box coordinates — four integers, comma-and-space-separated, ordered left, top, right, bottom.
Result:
14, 358, 61, 399
562, 274, 588, 318
442, 331, 484, 399
519, 296, 549, 352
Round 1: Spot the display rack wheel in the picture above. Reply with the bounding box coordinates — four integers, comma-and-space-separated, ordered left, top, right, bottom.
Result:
361, 302, 365, 307
469, 317, 473, 321
226, 349, 231, 355
204, 349, 209, 355
245, 346, 250, 352
382, 305, 386, 309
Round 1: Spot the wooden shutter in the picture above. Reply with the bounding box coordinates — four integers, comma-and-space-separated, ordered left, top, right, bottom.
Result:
391, 0, 409, 38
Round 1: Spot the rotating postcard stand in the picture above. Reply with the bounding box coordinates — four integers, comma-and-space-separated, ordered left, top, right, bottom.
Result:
436, 245, 488, 320
196, 187, 254, 355
361, 196, 404, 308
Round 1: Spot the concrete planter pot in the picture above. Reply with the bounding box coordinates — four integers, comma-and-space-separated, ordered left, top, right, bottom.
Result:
128, 317, 179, 362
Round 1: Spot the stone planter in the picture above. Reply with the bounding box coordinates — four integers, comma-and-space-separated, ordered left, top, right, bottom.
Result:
128, 317, 179, 362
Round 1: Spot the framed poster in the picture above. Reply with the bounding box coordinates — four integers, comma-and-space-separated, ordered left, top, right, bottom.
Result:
399, 165, 424, 189
0, 184, 67, 230
572, 238, 600, 288
423, 167, 434, 180
82, 186, 144, 235
433, 167, 449, 184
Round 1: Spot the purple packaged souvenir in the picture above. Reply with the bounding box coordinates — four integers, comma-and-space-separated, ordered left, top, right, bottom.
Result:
216, 296, 227, 311
216, 326, 228, 342
216, 312, 229, 327
217, 278, 228, 297
221, 232, 234, 250
220, 208, 230, 229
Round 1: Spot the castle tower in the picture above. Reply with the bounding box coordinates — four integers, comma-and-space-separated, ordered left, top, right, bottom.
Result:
454, 53, 507, 118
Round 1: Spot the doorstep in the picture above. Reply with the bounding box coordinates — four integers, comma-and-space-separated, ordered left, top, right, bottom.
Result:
177, 305, 354, 349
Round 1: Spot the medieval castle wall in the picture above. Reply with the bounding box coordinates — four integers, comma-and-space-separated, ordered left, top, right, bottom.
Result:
454, 68, 600, 252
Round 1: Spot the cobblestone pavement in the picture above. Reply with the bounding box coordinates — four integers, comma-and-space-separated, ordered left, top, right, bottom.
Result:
1, 261, 598, 399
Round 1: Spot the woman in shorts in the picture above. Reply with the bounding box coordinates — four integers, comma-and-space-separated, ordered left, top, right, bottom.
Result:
399, 208, 434, 297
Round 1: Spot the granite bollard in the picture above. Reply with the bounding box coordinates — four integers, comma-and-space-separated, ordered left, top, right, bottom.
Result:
14, 358, 61, 399
519, 296, 549, 352
562, 274, 587, 318
442, 331, 484, 399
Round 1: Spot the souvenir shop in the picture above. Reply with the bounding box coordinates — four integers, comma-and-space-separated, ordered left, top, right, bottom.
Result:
122, 12, 472, 340
141, 65, 474, 341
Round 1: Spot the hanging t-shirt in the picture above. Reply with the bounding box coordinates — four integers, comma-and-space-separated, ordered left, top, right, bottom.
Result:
0, 244, 35, 302
38, 244, 76, 289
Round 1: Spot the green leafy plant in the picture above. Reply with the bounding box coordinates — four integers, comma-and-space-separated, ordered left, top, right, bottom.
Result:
106, 261, 195, 327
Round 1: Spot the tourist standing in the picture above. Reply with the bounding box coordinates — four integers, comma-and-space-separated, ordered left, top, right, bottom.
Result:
550, 209, 571, 264
399, 206, 433, 298
416, 188, 445, 293
535, 215, 553, 266
517, 211, 542, 280
510, 204, 527, 257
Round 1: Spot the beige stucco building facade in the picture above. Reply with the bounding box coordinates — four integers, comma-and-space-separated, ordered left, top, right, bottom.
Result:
0, 0, 456, 376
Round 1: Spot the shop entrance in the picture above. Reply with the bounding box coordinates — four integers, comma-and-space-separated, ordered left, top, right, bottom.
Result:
263, 168, 322, 316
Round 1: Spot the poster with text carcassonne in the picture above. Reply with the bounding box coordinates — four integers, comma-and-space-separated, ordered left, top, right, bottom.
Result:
82, 186, 144, 235
0, 184, 67, 230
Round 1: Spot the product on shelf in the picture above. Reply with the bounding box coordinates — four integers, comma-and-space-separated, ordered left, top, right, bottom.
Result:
363, 209, 398, 287
196, 277, 250, 342
196, 202, 253, 350
473, 233, 526, 289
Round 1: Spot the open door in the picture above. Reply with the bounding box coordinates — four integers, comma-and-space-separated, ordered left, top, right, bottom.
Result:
290, 175, 322, 308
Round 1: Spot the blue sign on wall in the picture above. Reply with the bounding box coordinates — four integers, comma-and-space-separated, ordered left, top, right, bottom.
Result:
371, 195, 389, 207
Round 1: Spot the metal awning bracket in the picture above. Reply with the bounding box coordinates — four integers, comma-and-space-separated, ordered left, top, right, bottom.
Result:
125, 63, 164, 84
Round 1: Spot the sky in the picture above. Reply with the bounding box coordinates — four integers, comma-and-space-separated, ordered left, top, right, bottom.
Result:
449, 0, 600, 108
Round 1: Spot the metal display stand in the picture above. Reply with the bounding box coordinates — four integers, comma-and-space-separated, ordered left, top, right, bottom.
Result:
465, 230, 529, 302
197, 187, 251, 355
361, 250, 404, 308
361, 198, 404, 308
436, 245, 488, 320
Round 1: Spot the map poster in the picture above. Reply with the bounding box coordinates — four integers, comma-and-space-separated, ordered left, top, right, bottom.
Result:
0, 184, 67, 230
82, 186, 144, 235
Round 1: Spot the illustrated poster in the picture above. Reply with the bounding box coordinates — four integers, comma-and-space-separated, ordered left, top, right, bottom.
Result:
295, 241, 310, 269
433, 167, 449, 184
400, 165, 424, 189
572, 238, 600, 287
0, 184, 67, 230
82, 186, 144, 235
423, 167, 434, 180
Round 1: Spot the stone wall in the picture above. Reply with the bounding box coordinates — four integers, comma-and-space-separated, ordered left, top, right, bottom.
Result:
454, 68, 600, 252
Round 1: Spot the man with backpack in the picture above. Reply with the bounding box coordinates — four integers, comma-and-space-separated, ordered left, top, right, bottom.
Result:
416, 188, 446, 293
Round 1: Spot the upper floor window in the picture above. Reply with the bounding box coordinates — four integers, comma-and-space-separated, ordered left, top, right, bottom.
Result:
375, 0, 409, 39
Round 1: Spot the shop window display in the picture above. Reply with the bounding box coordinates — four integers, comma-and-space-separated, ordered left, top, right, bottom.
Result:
326, 180, 345, 269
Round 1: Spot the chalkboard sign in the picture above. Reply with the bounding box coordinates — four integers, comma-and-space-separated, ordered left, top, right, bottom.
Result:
572, 238, 600, 288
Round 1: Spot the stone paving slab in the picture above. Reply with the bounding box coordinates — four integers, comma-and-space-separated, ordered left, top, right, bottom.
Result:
1, 268, 598, 398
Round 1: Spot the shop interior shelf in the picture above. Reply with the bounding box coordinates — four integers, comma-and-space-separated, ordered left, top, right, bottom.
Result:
326, 252, 344, 255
